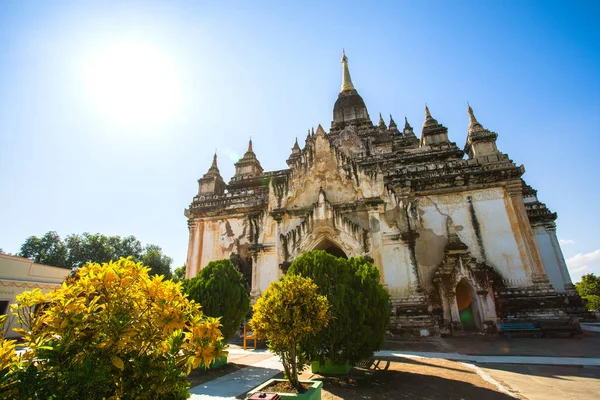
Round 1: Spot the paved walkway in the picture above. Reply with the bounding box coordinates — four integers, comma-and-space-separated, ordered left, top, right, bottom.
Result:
188, 348, 600, 399
376, 351, 600, 366
189, 352, 283, 400
481, 363, 600, 400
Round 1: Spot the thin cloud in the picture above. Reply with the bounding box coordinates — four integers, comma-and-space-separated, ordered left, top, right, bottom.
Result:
559, 239, 575, 245
566, 249, 600, 272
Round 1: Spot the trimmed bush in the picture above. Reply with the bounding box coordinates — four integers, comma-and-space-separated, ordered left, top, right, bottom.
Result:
287, 250, 391, 366
184, 259, 250, 341
1, 258, 224, 400
250, 274, 329, 391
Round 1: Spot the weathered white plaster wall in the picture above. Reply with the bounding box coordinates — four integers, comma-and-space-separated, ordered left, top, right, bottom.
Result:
415, 188, 530, 290
381, 242, 416, 296
257, 250, 280, 294
532, 225, 572, 292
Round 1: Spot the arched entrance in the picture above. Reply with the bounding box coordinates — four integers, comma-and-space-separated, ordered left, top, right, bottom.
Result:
456, 280, 481, 331
313, 239, 347, 259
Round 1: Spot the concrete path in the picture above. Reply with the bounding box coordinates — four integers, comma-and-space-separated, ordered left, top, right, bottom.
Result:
481, 364, 600, 400
376, 350, 600, 366
188, 355, 283, 400
581, 323, 600, 333
188, 349, 600, 399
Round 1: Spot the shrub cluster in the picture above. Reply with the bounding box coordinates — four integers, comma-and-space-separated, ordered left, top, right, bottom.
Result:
0, 258, 225, 400
287, 250, 391, 365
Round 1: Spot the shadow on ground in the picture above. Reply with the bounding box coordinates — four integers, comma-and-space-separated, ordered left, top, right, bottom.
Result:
480, 363, 600, 381
302, 358, 515, 400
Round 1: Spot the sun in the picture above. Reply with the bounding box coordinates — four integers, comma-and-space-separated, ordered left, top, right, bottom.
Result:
84, 42, 181, 129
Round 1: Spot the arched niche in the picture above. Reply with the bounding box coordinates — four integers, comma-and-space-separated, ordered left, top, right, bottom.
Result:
312, 238, 348, 259
455, 279, 483, 331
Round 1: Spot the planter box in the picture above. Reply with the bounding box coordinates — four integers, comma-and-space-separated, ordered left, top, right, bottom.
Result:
247, 378, 323, 400
199, 354, 228, 369
310, 360, 351, 375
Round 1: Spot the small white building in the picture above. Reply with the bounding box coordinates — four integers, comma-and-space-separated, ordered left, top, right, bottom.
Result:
0, 253, 67, 338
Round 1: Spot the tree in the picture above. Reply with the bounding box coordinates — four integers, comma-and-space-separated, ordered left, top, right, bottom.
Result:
19, 231, 69, 268
1, 258, 225, 399
18, 231, 173, 277
287, 250, 391, 366
184, 260, 250, 341
142, 245, 173, 279
172, 265, 186, 282
576, 273, 600, 297
576, 273, 600, 311
250, 275, 329, 392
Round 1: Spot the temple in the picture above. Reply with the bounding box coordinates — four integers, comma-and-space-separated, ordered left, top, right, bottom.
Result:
184, 52, 588, 335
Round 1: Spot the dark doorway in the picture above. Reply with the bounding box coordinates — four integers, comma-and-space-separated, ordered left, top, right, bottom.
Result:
456, 280, 477, 330
313, 239, 347, 259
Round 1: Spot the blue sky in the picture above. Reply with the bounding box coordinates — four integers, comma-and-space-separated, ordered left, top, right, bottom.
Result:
1, 0, 599, 282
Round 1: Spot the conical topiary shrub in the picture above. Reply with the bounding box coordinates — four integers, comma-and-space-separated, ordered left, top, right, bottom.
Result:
184, 259, 250, 341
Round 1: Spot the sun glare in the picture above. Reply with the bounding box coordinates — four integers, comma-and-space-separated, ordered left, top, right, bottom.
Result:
84, 42, 181, 129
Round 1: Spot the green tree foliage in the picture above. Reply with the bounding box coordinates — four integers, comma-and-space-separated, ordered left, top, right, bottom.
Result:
576, 273, 600, 311
18, 231, 172, 277
583, 295, 600, 311
576, 273, 600, 297
18, 231, 69, 268
142, 245, 174, 278
184, 260, 250, 341
0, 258, 225, 400
172, 265, 186, 282
287, 250, 391, 365
250, 275, 329, 391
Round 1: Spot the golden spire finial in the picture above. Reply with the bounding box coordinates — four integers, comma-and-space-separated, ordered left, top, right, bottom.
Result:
340, 49, 355, 92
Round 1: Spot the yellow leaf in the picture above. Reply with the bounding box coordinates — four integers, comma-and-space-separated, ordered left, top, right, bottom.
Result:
111, 355, 125, 370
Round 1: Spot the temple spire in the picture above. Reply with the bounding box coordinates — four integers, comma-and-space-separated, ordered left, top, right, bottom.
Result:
425, 104, 432, 120
467, 103, 480, 128
287, 136, 302, 167
198, 151, 225, 194
378, 113, 386, 129
389, 115, 397, 129
204, 151, 220, 177
464, 103, 500, 160
340, 50, 355, 92
247, 138, 253, 153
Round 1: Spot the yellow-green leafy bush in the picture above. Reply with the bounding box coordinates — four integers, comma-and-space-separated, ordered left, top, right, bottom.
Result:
250, 275, 329, 391
0, 257, 225, 400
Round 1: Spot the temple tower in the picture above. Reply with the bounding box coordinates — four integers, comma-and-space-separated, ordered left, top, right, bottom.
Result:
331, 51, 371, 130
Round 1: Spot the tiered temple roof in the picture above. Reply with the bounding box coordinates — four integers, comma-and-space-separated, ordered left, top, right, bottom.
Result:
186, 52, 556, 228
